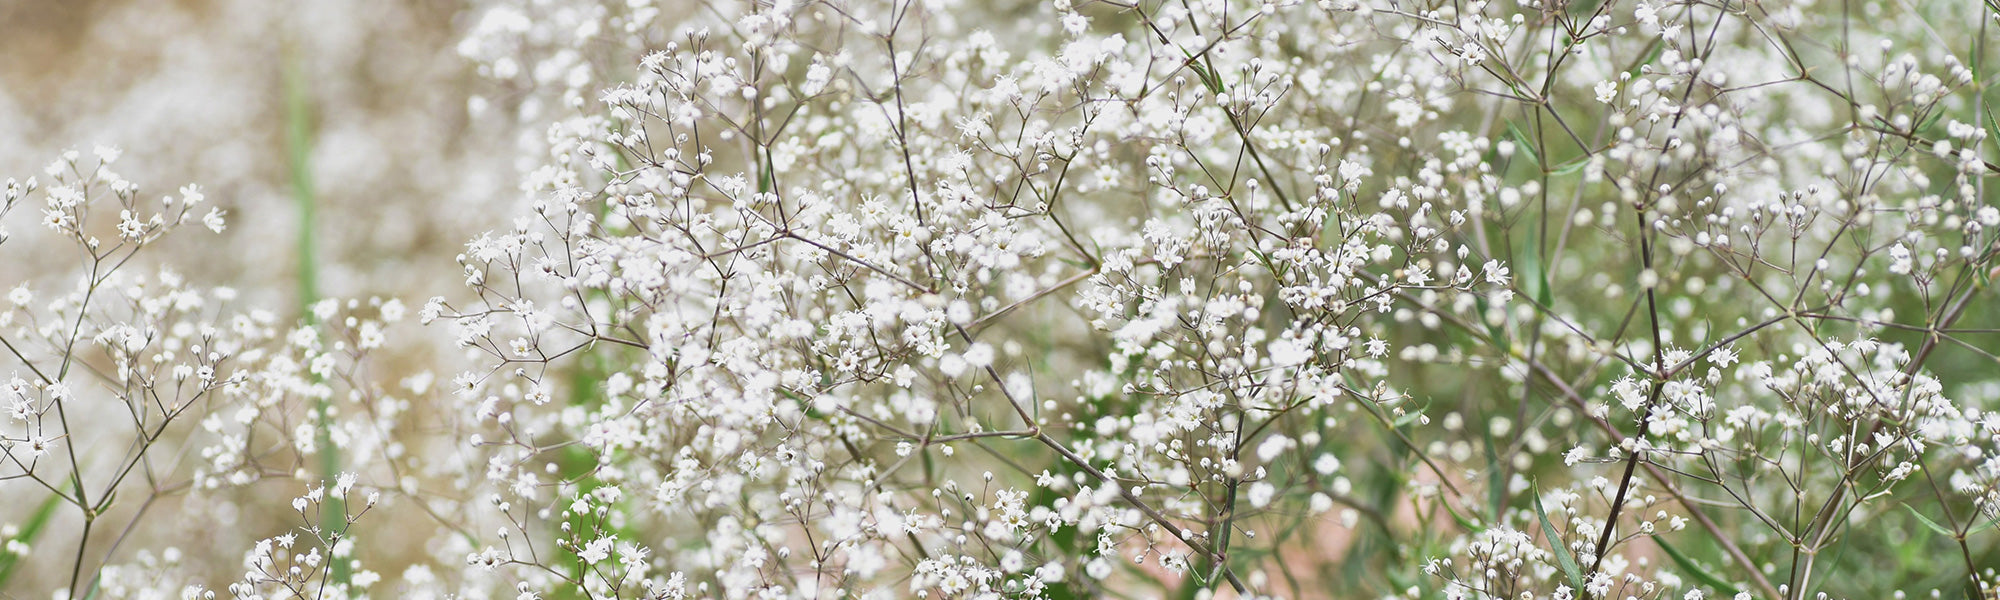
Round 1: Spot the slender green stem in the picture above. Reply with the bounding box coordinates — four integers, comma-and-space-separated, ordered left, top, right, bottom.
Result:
284, 43, 349, 595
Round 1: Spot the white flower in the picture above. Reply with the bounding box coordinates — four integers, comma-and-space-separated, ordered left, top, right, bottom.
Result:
203, 207, 227, 234
578, 537, 613, 564
1247, 482, 1277, 508
1889, 243, 1914, 274
1595, 80, 1619, 104
358, 322, 385, 350
1084, 558, 1112, 580
963, 342, 995, 369
1586, 572, 1613, 597
939, 353, 969, 378
1708, 346, 1738, 368
117, 210, 145, 240
1456, 43, 1487, 66
1313, 454, 1342, 475
1611, 377, 1647, 410
22, 434, 55, 458
1269, 337, 1312, 367
1635, 2, 1660, 27
1482, 260, 1511, 286
1061, 13, 1088, 35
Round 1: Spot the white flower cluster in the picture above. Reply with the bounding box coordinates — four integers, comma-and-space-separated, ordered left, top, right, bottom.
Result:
426, 0, 2000, 597
1, 153, 433, 599
6, 0, 2000, 598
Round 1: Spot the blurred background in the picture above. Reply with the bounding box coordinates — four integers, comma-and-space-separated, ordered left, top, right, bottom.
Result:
0, 1, 529, 594
0, 0, 516, 307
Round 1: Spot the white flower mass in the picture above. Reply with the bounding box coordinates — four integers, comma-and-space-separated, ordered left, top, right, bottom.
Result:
3, 0, 2000, 599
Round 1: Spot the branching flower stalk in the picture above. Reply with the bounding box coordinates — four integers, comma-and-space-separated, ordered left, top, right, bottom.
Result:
4, 0, 2000, 599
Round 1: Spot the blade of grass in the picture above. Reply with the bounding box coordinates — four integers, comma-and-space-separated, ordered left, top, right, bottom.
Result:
1533, 487, 1585, 592
1654, 537, 1744, 596
284, 44, 349, 594
1522, 228, 1552, 308
1904, 503, 1955, 537
0, 494, 63, 587
1482, 428, 1505, 519
1506, 120, 1542, 168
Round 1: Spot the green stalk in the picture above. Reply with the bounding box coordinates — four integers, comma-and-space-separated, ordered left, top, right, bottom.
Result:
283, 46, 350, 594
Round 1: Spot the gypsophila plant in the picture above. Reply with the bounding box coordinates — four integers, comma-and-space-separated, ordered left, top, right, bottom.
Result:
0, 151, 437, 599
10, 0, 2000, 598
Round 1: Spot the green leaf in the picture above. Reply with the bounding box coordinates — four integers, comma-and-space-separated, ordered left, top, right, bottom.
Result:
1482, 428, 1506, 519
1472, 294, 1512, 355
0, 494, 64, 587
1903, 503, 1955, 537
1970, 515, 2000, 536
1184, 52, 1224, 95
1533, 489, 1586, 592
1654, 537, 1743, 596
1391, 400, 1432, 428
1982, 104, 2000, 166
1439, 496, 1484, 532
1550, 155, 1591, 176
1916, 108, 1947, 136
780, 387, 826, 420
1506, 121, 1542, 167
1522, 232, 1553, 308
285, 48, 350, 595
1566, 0, 1607, 18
